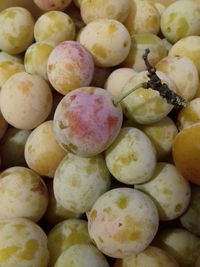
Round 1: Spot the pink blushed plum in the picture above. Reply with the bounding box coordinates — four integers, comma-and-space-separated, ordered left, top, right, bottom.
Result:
47, 41, 94, 95
53, 87, 123, 157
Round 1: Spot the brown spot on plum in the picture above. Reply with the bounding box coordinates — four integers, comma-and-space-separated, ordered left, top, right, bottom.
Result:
175, 203, 182, 212
59, 121, 67, 130
113, 215, 142, 242
89, 209, 97, 221
31, 181, 47, 196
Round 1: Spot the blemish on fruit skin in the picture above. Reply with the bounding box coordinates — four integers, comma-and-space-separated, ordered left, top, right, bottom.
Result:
0, 246, 20, 261
19, 239, 38, 260
112, 215, 142, 242
90, 209, 97, 221
176, 17, 189, 40
91, 43, 107, 59
175, 203, 182, 212
116, 196, 128, 209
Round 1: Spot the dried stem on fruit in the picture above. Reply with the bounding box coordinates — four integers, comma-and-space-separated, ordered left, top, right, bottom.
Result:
115, 48, 187, 108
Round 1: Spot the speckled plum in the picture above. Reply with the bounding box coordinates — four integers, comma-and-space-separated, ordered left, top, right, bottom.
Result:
47, 41, 94, 95
53, 86, 123, 157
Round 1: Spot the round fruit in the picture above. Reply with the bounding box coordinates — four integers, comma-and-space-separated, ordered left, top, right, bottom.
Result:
0, 72, 52, 130
53, 86, 123, 157
105, 127, 156, 185
47, 41, 94, 95
172, 123, 200, 185
0, 7, 34, 54
79, 19, 131, 67
88, 187, 159, 258
0, 217, 49, 267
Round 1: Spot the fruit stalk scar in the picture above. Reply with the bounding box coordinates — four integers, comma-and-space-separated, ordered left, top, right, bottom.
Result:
115, 48, 187, 108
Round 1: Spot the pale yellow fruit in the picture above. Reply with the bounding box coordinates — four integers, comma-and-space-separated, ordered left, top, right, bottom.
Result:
177, 98, 200, 130
34, 11, 76, 46
0, 167, 48, 222
125, 116, 178, 160
55, 244, 110, 267
105, 127, 156, 185
80, 0, 130, 24
25, 120, 66, 178
122, 32, 167, 71
0, 217, 49, 267
0, 52, 24, 88
169, 35, 200, 74
54, 152, 111, 213
79, 19, 131, 67
154, 228, 200, 267
24, 42, 54, 80
136, 162, 191, 221
48, 219, 92, 267
114, 245, 179, 267
104, 68, 137, 99
88, 188, 159, 258
124, 0, 160, 35
120, 71, 176, 124
0, 72, 53, 130
0, 7, 34, 54
156, 55, 199, 101
160, 0, 200, 44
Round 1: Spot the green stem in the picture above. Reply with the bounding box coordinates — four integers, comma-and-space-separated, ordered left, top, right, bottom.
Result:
114, 82, 145, 106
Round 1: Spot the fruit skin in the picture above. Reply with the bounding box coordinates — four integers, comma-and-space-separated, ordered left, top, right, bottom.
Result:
47, 41, 94, 95
156, 55, 199, 101
120, 71, 176, 124
88, 188, 159, 258
53, 86, 123, 157
79, 19, 131, 67
0, 7, 34, 54
154, 228, 200, 267
122, 32, 167, 71
105, 127, 156, 185
53, 152, 111, 213
172, 123, 200, 185
114, 245, 179, 267
80, 0, 130, 24
0, 72, 53, 130
160, 0, 200, 44
124, 0, 160, 35
0, 217, 49, 267
34, 11, 76, 46
135, 162, 191, 221
169, 35, 200, 74
0, 166, 48, 222
48, 219, 92, 267
54, 244, 110, 267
